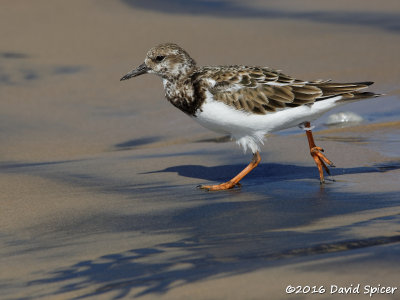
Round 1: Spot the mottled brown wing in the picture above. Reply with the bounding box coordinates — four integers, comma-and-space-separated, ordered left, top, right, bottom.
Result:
208, 67, 323, 114
207, 66, 373, 115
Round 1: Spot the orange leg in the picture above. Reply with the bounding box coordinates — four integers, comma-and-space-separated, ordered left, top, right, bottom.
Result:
304, 122, 335, 183
199, 151, 261, 191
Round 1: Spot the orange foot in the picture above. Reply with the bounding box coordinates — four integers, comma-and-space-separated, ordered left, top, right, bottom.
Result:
310, 146, 335, 183
198, 182, 241, 191
197, 151, 261, 191
303, 121, 336, 183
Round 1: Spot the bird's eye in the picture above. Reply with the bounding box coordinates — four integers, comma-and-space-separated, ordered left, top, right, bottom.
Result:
155, 55, 165, 62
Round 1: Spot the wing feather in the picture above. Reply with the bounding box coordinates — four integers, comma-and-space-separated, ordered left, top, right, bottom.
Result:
199, 66, 374, 115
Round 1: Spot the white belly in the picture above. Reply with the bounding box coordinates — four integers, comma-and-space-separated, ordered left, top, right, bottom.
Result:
194, 96, 342, 153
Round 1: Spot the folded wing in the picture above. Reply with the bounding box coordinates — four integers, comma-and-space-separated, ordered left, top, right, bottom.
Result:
205, 66, 374, 115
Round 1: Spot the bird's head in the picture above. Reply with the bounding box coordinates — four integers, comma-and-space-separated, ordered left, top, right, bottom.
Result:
120, 43, 196, 82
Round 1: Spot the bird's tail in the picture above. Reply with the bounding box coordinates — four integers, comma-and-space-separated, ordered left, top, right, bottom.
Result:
315, 81, 383, 102
336, 91, 382, 103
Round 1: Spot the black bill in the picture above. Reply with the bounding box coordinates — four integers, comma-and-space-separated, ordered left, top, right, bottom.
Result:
120, 63, 149, 81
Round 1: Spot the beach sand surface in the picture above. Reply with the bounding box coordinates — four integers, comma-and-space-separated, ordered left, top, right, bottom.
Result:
1, 1, 400, 299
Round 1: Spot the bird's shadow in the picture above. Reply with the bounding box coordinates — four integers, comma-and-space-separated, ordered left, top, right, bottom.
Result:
145, 161, 399, 183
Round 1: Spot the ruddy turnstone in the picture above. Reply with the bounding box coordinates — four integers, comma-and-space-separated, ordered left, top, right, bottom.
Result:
121, 43, 381, 190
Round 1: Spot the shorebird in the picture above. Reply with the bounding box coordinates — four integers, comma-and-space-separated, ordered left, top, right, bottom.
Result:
120, 43, 380, 190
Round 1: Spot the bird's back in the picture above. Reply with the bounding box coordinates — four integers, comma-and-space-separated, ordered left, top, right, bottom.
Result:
193, 65, 378, 115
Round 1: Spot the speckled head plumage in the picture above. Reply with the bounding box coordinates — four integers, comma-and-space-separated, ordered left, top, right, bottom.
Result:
121, 43, 196, 81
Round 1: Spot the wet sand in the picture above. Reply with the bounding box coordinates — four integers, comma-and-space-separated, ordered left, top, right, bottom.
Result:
1, 1, 400, 299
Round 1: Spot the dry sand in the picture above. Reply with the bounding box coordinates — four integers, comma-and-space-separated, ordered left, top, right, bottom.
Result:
1, 0, 400, 299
